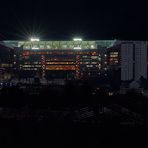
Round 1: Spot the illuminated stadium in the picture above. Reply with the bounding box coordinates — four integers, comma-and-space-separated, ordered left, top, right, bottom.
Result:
1, 39, 118, 79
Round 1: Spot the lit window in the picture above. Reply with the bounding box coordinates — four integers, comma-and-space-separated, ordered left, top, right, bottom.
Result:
86, 65, 93, 68
83, 56, 88, 58
98, 57, 101, 61
92, 62, 97, 64
91, 56, 98, 59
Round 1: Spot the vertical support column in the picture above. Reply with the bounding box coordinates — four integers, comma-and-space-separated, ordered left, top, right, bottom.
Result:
76, 55, 81, 79
41, 55, 46, 78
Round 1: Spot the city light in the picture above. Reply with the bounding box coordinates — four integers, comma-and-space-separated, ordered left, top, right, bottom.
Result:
73, 38, 82, 41
30, 38, 40, 42
91, 45, 95, 48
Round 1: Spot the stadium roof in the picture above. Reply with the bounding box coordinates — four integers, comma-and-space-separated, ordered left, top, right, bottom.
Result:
2, 40, 117, 50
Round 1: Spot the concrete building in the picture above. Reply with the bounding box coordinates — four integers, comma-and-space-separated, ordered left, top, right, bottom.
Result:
121, 41, 147, 82
121, 42, 134, 81
1, 39, 147, 88
134, 41, 147, 80
0, 39, 117, 80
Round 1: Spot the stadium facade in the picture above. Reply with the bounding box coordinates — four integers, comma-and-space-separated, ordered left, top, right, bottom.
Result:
0, 39, 119, 80
1, 39, 148, 84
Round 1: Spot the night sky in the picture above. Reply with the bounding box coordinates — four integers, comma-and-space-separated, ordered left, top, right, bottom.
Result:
0, 0, 148, 40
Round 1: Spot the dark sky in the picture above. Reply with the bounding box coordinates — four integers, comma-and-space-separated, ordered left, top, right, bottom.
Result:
0, 0, 148, 40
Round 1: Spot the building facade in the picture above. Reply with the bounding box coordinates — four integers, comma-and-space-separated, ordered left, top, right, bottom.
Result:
121, 41, 147, 82
1, 40, 117, 80
121, 42, 134, 81
0, 43, 15, 80
1, 39, 147, 85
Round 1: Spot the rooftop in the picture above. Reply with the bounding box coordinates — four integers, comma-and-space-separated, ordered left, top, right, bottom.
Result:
2, 40, 117, 50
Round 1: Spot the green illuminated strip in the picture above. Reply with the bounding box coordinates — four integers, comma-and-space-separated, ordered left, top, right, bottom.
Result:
3, 40, 117, 50
19, 41, 97, 50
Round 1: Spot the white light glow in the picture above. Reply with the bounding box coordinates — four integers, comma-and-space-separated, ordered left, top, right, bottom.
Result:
30, 38, 40, 42
32, 47, 39, 50
74, 47, 82, 50
73, 38, 82, 41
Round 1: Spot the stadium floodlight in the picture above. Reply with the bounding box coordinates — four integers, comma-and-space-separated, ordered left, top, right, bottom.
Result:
73, 38, 82, 41
30, 38, 40, 42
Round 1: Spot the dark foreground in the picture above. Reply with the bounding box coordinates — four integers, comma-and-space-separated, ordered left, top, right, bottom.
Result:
1, 84, 148, 147
0, 120, 148, 148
